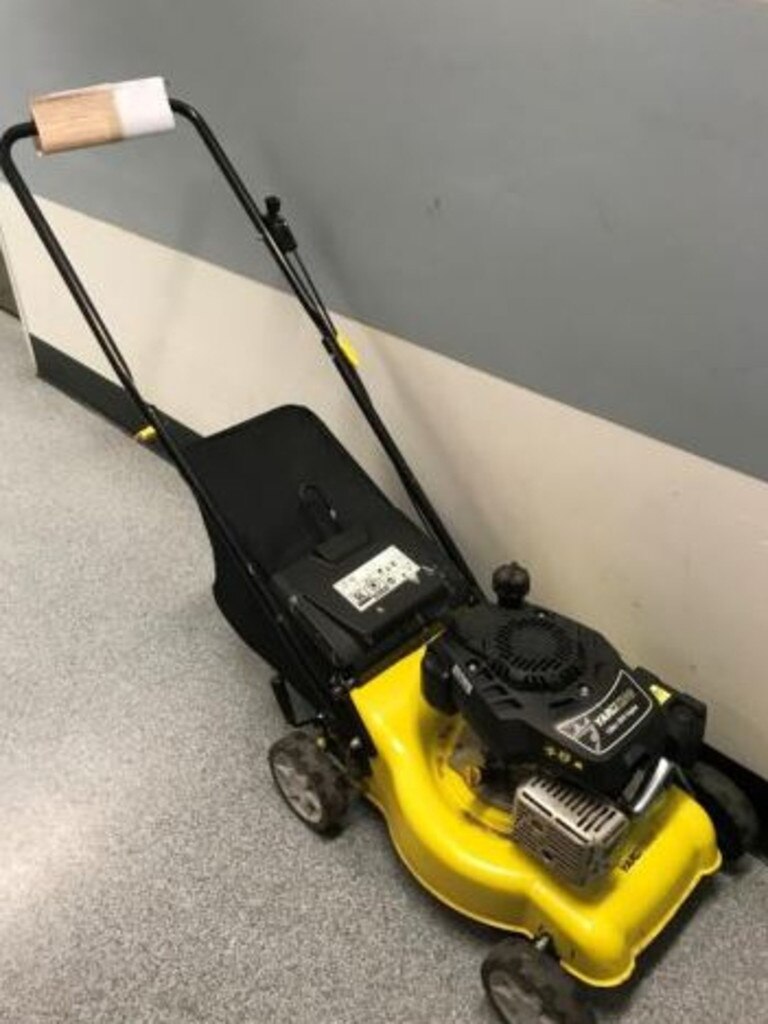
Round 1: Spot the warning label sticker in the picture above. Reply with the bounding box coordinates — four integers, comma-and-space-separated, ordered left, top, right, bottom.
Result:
555, 671, 653, 756
333, 545, 421, 612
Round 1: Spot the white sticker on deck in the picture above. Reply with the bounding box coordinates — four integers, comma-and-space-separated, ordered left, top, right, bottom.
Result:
333, 545, 421, 612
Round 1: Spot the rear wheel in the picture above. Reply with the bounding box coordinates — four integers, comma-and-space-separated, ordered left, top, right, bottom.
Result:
688, 761, 759, 863
268, 729, 352, 835
481, 936, 595, 1024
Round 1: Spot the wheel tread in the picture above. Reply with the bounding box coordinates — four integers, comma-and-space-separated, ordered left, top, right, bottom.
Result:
482, 936, 595, 1024
689, 761, 760, 863
268, 729, 352, 835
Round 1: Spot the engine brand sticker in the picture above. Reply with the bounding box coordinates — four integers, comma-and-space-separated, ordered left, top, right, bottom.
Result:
333, 545, 420, 612
555, 671, 653, 756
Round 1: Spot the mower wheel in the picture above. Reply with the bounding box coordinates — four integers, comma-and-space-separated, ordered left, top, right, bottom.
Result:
688, 761, 760, 864
481, 936, 595, 1024
268, 730, 352, 836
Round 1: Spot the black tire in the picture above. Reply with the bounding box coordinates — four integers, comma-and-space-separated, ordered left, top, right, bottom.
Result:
268, 730, 352, 836
688, 761, 760, 864
481, 936, 596, 1024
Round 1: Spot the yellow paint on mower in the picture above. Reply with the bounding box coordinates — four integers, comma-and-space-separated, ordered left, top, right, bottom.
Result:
352, 646, 721, 988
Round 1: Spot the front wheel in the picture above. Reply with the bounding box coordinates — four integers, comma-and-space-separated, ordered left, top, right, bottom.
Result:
481, 936, 595, 1024
268, 730, 352, 836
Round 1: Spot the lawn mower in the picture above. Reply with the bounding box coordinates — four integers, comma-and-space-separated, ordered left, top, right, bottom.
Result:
1, 79, 759, 1024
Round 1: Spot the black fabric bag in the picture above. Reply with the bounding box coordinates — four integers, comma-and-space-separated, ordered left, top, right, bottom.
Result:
186, 406, 466, 689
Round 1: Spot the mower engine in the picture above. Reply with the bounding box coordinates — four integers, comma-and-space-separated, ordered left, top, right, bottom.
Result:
511, 774, 629, 886
422, 564, 708, 887
447, 720, 633, 886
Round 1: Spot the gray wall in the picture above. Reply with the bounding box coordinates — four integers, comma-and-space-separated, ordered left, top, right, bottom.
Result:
3, 0, 768, 480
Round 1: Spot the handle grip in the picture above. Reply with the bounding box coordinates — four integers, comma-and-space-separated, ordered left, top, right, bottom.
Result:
30, 77, 175, 154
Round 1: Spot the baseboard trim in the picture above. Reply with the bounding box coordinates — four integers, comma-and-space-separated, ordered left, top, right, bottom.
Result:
31, 334, 200, 449
29, 334, 768, 858
0, 255, 19, 317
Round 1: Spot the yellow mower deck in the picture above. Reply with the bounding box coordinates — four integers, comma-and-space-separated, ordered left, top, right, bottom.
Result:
352, 646, 721, 988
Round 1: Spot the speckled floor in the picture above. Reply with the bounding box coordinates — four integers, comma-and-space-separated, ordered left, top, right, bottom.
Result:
1, 311, 766, 1024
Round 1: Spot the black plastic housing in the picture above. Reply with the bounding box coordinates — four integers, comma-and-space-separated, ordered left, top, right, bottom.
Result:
422, 602, 706, 802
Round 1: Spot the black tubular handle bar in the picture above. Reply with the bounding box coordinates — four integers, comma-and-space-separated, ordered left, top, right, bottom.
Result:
0, 101, 480, 624
169, 99, 479, 591
0, 116, 350, 716
0, 99, 479, 594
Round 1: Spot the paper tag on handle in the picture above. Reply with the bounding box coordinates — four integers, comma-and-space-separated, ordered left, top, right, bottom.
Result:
31, 77, 175, 154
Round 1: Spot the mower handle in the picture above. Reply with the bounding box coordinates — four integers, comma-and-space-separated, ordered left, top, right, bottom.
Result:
0, 110, 342, 719
30, 78, 175, 154
0, 92, 481, 597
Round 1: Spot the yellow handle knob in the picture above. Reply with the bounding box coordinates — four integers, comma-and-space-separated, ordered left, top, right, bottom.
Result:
134, 424, 157, 444
336, 332, 361, 368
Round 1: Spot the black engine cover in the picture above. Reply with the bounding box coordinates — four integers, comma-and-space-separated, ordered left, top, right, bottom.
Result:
422, 602, 706, 802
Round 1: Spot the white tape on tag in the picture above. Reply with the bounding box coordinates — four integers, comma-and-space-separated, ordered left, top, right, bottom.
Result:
111, 78, 175, 138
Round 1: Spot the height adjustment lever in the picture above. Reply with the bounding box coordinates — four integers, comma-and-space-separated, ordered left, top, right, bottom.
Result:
263, 194, 297, 254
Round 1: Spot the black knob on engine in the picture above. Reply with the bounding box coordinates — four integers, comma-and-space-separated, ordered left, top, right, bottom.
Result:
492, 562, 531, 608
